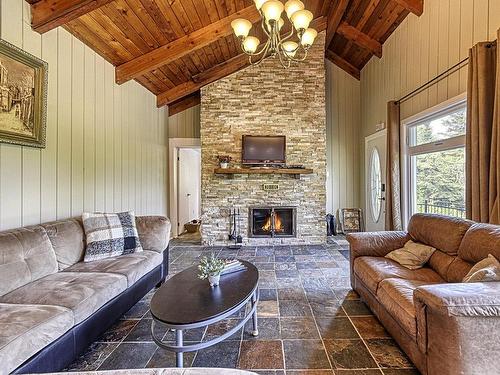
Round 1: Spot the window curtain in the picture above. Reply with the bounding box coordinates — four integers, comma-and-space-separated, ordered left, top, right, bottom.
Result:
466, 30, 499, 223
385, 101, 403, 230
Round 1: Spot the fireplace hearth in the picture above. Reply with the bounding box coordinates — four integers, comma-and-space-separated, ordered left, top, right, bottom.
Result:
249, 206, 296, 238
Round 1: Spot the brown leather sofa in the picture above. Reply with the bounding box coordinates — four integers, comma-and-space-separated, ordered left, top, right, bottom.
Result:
347, 214, 500, 375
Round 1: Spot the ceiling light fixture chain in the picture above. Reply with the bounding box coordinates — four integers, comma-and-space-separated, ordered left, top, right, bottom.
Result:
231, 0, 318, 69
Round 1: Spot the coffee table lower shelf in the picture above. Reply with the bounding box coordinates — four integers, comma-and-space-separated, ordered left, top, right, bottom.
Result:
150, 288, 259, 368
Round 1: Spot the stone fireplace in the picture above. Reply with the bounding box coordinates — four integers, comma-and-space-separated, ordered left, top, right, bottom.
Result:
200, 32, 326, 246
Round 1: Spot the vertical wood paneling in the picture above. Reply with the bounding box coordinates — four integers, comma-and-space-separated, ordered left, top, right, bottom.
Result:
0, 2, 168, 230
360, 0, 500, 214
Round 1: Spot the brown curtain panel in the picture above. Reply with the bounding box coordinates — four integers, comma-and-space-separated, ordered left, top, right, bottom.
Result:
385, 101, 403, 230
466, 31, 499, 223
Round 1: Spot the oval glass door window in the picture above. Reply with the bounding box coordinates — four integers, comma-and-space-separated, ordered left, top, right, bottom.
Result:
370, 148, 382, 222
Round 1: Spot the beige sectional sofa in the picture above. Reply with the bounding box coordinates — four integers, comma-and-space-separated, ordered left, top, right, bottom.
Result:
0, 216, 171, 375
348, 214, 500, 375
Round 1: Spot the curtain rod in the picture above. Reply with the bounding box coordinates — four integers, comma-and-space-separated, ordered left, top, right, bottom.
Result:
396, 40, 497, 105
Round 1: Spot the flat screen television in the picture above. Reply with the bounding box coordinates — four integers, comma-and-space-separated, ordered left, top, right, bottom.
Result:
242, 135, 286, 166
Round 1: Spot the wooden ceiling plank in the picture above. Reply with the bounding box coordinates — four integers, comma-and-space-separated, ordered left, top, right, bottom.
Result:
392, 0, 423, 16
326, 0, 350, 48
168, 92, 201, 116
337, 21, 382, 58
137, 0, 175, 41
325, 50, 361, 80
115, 6, 260, 84
126, 0, 172, 43
31, 0, 114, 33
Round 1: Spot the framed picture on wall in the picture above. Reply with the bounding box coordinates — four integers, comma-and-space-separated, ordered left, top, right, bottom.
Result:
0, 38, 48, 148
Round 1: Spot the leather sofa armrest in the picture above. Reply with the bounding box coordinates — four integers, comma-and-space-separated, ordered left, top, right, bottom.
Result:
414, 282, 500, 317
347, 231, 410, 258
135, 216, 171, 253
413, 282, 500, 375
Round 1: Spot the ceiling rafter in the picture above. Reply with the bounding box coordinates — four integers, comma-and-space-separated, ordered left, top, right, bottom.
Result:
31, 0, 114, 33
115, 6, 260, 85
337, 21, 382, 58
325, 50, 360, 80
392, 0, 423, 16
168, 92, 201, 116
326, 0, 350, 48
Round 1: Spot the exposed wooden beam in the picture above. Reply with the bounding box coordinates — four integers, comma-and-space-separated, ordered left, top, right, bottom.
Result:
393, 0, 423, 16
168, 92, 201, 116
115, 6, 260, 85
30, 0, 114, 33
326, 0, 350, 48
337, 22, 382, 58
325, 50, 360, 80
156, 17, 327, 107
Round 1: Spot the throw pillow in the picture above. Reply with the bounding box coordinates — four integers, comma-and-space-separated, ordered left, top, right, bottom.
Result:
463, 254, 500, 283
82, 211, 143, 262
385, 240, 436, 270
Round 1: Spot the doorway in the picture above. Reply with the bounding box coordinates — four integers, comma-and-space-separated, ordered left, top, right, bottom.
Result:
169, 138, 201, 238
365, 130, 386, 232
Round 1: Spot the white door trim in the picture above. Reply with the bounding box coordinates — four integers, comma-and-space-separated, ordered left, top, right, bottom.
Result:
169, 138, 201, 238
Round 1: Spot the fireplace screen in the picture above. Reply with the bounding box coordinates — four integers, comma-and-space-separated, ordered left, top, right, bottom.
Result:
249, 207, 296, 238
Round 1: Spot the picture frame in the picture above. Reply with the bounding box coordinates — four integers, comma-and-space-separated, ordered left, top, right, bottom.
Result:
0, 38, 48, 148
338, 208, 364, 234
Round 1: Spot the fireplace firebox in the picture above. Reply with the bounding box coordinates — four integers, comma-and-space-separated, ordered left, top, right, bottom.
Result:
249, 206, 296, 238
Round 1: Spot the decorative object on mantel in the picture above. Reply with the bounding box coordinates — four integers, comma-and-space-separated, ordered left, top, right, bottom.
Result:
230, 0, 318, 68
0, 39, 47, 148
217, 155, 232, 169
198, 253, 226, 287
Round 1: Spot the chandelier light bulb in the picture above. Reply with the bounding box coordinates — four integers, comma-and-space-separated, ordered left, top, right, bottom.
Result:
282, 41, 299, 57
231, 18, 252, 38
243, 36, 260, 53
261, 0, 284, 21
284, 0, 304, 19
254, 0, 269, 10
301, 28, 317, 46
291, 9, 313, 30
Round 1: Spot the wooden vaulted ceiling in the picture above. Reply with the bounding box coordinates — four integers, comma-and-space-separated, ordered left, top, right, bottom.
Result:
27, 0, 423, 114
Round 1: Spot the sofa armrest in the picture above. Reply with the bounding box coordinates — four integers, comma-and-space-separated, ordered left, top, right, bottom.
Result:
413, 282, 500, 375
414, 282, 500, 317
347, 231, 410, 258
135, 216, 171, 253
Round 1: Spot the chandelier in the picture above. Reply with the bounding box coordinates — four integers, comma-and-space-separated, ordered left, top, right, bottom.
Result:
230, 0, 318, 68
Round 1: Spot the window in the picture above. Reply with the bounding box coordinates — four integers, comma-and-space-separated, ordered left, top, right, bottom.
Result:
403, 95, 467, 222
369, 148, 382, 222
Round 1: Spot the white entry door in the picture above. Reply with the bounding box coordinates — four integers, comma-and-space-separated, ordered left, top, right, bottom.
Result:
365, 130, 387, 232
177, 148, 201, 234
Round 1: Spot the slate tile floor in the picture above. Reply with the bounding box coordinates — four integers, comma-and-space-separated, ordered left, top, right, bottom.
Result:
66, 237, 420, 375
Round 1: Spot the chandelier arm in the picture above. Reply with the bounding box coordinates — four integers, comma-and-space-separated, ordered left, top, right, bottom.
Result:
277, 46, 292, 69
287, 48, 309, 63
278, 27, 296, 43
260, 15, 271, 37
249, 42, 271, 65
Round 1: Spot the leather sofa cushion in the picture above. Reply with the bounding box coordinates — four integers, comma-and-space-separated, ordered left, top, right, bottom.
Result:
458, 223, 500, 264
64, 250, 162, 286
0, 226, 58, 296
0, 272, 127, 324
446, 257, 473, 282
353, 256, 444, 295
0, 303, 73, 374
42, 218, 86, 270
407, 214, 473, 255
377, 278, 440, 338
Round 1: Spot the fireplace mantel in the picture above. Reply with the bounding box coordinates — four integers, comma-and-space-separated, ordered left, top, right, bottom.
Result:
214, 167, 313, 179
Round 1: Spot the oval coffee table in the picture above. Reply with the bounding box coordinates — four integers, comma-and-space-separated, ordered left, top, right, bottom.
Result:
150, 260, 259, 368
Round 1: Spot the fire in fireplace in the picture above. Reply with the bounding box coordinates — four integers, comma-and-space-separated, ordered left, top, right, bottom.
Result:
249, 207, 296, 238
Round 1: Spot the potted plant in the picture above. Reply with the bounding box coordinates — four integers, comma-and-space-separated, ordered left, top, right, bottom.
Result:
198, 253, 225, 287
217, 155, 232, 169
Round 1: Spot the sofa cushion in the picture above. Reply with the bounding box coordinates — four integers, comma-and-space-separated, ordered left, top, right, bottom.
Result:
42, 218, 86, 270
446, 257, 473, 282
64, 250, 162, 286
377, 278, 440, 338
136, 216, 171, 252
0, 272, 127, 324
0, 303, 73, 374
353, 256, 444, 295
407, 214, 473, 255
0, 226, 58, 296
458, 223, 500, 263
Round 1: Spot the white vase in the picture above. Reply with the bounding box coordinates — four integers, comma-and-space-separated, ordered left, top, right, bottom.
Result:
208, 274, 220, 287
220, 162, 229, 169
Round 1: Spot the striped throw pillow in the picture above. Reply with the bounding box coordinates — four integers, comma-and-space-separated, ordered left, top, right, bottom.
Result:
82, 211, 143, 262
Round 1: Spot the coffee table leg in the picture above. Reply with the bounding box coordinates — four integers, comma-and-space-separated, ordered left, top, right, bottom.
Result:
175, 329, 184, 368
251, 290, 259, 336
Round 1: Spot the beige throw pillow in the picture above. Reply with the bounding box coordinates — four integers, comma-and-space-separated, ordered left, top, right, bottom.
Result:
385, 240, 436, 270
462, 254, 500, 283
